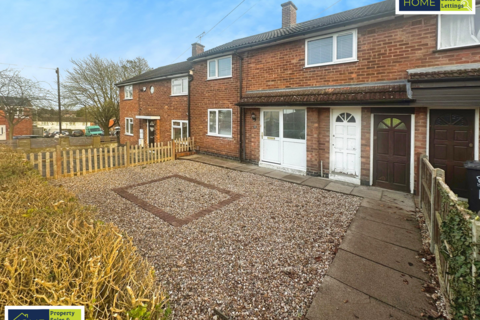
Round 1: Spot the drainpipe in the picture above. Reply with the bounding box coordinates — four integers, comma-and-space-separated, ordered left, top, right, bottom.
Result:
187, 73, 194, 140
234, 51, 244, 162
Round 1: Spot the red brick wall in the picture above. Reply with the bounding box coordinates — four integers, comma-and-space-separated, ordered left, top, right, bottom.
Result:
414, 107, 428, 192
361, 108, 372, 185
190, 56, 241, 159
244, 108, 260, 163
0, 113, 33, 138
318, 108, 330, 176
119, 78, 189, 146
241, 16, 480, 92
306, 108, 320, 175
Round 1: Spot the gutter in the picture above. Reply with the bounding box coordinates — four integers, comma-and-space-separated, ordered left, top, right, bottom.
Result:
115, 73, 189, 87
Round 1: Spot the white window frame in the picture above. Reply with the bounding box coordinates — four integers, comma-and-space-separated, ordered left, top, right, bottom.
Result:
305, 29, 358, 68
207, 55, 233, 80
207, 109, 233, 138
171, 120, 189, 139
437, 7, 480, 50
124, 85, 133, 100
171, 77, 188, 96
125, 117, 134, 136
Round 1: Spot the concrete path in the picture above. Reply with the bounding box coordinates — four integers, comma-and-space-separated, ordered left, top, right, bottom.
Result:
181, 154, 432, 319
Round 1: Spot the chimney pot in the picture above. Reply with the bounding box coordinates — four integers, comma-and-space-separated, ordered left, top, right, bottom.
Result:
281, 1, 297, 28
191, 42, 205, 57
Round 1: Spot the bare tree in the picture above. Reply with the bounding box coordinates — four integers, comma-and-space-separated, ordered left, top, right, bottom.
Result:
0, 69, 52, 140
63, 55, 151, 134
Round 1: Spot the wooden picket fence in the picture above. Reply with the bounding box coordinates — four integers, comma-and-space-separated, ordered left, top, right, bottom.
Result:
24, 137, 198, 179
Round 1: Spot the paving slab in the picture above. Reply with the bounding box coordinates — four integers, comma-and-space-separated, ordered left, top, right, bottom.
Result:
263, 170, 290, 180
280, 174, 309, 184
348, 219, 422, 251
340, 232, 428, 281
235, 165, 259, 172
382, 191, 416, 210
306, 276, 419, 320
325, 182, 354, 194
351, 186, 383, 201
250, 167, 275, 175
328, 250, 431, 318
355, 207, 418, 231
361, 198, 416, 215
302, 177, 331, 189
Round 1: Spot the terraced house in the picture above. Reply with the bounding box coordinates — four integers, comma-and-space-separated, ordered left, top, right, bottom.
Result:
117, 0, 480, 196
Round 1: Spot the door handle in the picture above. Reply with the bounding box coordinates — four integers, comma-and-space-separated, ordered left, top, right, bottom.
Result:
261, 132, 264, 139
469, 143, 473, 147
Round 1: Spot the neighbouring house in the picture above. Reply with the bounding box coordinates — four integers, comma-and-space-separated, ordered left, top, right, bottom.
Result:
36, 116, 93, 133
0, 97, 33, 140
118, 0, 480, 196
116, 61, 192, 146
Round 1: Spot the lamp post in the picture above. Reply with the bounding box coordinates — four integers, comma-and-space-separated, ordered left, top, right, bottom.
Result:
56, 68, 62, 134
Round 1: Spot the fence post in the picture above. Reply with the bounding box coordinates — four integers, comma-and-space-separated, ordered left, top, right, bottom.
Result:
473, 220, 480, 262
431, 168, 445, 253
419, 154, 428, 210
172, 140, 176, 160
126, 141, 130, 167
55, 145, 62, 179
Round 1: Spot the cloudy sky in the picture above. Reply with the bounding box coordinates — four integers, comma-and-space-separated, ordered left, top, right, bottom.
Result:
0, 0, 381, 89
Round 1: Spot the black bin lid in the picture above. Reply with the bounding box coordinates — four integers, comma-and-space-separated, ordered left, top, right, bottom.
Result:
464, 161, 480, 169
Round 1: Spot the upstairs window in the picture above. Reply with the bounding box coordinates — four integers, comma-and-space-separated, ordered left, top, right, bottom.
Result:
306, 30, 357, 67
438, 7, 480, 50
207, 56, 232, 79
171, 77, 188, 95
124, 85, 133, 99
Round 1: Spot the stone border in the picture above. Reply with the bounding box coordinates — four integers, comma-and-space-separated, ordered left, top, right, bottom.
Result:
112, 174, 243, 227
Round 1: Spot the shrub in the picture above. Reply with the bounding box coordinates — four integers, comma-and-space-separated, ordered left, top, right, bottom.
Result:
0, 147, 170, 319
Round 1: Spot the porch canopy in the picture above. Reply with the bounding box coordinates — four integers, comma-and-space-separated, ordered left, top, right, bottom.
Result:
237, 82, 413, 106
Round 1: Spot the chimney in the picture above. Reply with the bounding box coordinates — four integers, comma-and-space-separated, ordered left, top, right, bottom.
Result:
281, 1, 297, 28
192, 42, 205, 56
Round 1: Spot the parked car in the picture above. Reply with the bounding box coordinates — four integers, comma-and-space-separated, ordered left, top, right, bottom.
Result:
71, 130, 84, 137
85, 125, 104, 137
13, 135, 42, 139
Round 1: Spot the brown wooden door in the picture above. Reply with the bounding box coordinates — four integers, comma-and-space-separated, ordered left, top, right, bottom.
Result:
373, 115, 411, 192
429, 110, 475, 198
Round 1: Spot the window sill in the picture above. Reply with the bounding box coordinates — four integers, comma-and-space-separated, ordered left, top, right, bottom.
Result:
207, 76, 232, 81
304, 59, 358, 69
125, 133, 134, 136
171, 94, 188, 96
206, 134, 232, 139
433, 43, 480, 53
123, 98, 133, 101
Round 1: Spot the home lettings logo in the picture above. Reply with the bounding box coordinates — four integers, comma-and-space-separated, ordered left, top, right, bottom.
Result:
13, 314, 30, 320
396, 0, 476, 14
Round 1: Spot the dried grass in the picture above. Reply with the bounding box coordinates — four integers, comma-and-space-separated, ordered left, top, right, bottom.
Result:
0, 148, 170, 320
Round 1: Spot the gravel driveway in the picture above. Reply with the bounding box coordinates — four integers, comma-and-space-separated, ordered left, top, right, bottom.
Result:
56, 160, 361, 320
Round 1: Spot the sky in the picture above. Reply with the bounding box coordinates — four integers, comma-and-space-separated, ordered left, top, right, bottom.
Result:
0, 0, 382, 91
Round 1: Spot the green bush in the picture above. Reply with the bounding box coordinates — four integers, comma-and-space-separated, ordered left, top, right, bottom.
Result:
0, 147, 171, 319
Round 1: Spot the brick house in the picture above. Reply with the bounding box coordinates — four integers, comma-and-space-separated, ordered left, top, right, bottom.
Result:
0, 97, 33, 140
118, 0, 480, 195
116, 60, 193, 146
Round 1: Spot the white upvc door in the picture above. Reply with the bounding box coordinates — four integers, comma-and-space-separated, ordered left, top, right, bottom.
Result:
0, 125, 5, 141
330, 108, 361, 184
260, 108, 307, 173
261, 110, 281, 164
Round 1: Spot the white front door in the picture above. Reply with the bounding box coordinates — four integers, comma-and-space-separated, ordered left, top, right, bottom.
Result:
330, 109, 361, 184
0, 125, 6, 141
260, 108, 307, 173
261, 110, 281, 164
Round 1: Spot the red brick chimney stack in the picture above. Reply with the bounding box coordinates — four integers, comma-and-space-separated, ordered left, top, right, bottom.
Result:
281, 1, 297, 28
192, 42, 205, 57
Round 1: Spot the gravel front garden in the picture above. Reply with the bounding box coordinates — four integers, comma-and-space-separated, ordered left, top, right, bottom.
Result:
56, 160, 361, 319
